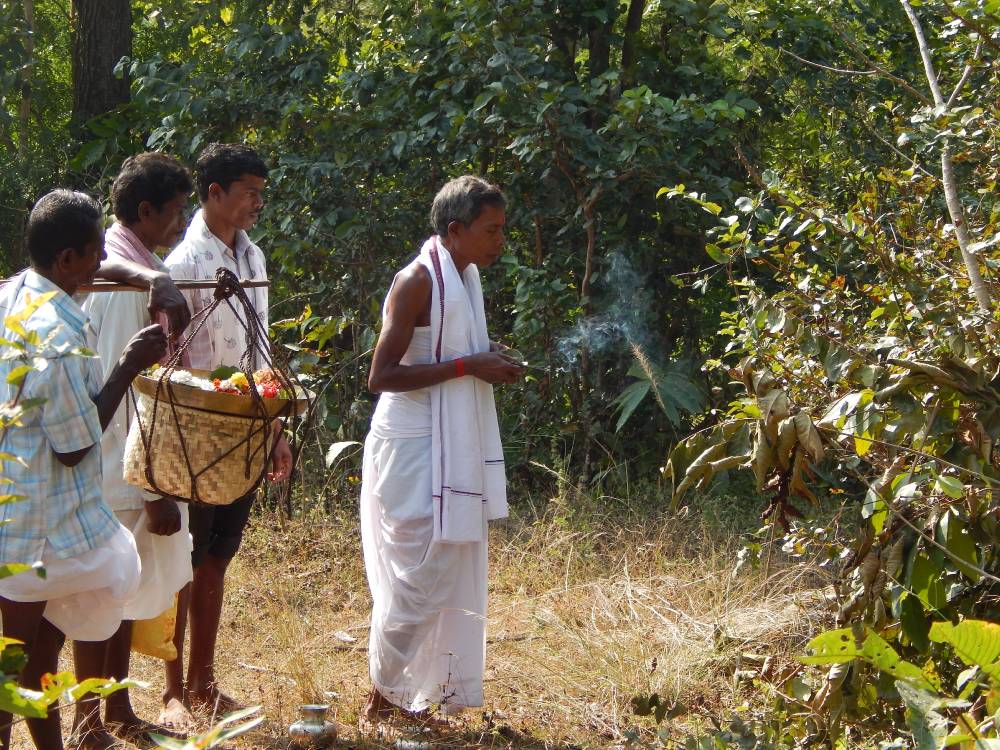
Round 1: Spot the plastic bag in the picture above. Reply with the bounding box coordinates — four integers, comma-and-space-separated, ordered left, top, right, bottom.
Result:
131, 595, 178, 661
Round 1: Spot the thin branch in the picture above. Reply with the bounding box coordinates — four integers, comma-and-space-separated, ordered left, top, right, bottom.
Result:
837, 29, 933, 105
888, 505, 1000, 586
946, 42, 982, 109
778, 47, 879, 76
735, 144, 872, 247
860, 119, 936, 179
900, 0, 996, 334
821, 426, 1000, 490
900, 0, 946, 107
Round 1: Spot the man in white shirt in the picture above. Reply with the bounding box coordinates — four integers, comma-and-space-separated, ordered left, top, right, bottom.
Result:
164, 143, 291, 716
82, 152, 197, 739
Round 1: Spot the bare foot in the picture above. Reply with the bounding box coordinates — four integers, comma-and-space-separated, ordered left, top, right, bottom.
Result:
157, 697, 196, 732
363, 689, 450, 729
72, 705, 122, 750
106, 714, 178, 742
70, 726, 123, 750
189, 686, 245, 718
363, 688, 393, 722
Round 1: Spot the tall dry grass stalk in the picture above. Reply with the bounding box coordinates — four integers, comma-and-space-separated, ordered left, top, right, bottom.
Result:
629, 339, 668, 416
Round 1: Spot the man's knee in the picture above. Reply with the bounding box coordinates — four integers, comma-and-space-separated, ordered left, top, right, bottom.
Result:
193, 552, 232, 580
0, 598, 48, 643
189, 493, 255, 570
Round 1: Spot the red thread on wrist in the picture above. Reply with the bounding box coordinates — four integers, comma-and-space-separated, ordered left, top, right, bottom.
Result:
455, 358, 466, 378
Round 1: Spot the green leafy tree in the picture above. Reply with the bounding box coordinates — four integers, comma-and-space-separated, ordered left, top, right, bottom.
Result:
664, 0, 1000, 743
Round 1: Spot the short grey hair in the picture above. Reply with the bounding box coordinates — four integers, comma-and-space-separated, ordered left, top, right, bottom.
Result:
429, 175, 506, 236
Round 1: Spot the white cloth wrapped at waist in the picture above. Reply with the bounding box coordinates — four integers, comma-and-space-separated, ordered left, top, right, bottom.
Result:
0, 524, 140, 641
361, 434, 487, 712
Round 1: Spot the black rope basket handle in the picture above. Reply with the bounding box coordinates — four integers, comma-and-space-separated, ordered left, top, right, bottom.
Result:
127, 267, 313, 505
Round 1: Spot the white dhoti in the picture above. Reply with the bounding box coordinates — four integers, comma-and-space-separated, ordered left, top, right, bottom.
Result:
116, 505, 193, 621
0, 524, 141, 641
80, 227, 195, 624
361, 434, 488, 713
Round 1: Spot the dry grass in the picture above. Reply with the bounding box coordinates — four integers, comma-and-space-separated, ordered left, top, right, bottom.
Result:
8, 492, 835, 749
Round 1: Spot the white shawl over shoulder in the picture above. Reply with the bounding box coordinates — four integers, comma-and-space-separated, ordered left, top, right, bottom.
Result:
416, 236, 508, 543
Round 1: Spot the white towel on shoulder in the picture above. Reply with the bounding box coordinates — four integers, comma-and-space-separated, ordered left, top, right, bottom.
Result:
416, 236, 507, 543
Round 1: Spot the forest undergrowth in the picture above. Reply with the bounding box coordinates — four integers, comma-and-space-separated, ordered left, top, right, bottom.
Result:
6, 484, 838, 749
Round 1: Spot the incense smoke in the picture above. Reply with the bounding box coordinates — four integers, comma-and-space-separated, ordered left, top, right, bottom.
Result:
555, 251, 654, 368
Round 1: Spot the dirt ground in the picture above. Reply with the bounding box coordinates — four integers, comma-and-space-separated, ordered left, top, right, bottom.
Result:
7, 502, 831, 749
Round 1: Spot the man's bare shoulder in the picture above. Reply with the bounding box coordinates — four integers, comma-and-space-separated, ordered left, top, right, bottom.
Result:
385, 261, 431, 323
391, 262, 431, 299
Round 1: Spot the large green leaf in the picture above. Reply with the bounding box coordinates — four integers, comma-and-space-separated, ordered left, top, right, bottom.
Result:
615, 358, 703, 430
908, 550, 947, 612
612, 380, 652, 432
896, 681, 950, 750
937, 512, 981, 582
801, 626, 937, 690
929, 621, 1000, 680
0, 680, 48, 719
900, 594, 931, 652
69, 677, 147, 701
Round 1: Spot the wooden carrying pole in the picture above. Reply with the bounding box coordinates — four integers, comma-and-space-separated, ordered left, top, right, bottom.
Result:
78, 279, 270, 293
0, 278, 270, 293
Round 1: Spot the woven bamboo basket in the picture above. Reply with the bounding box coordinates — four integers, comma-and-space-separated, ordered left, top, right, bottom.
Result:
123, 369, 310, 505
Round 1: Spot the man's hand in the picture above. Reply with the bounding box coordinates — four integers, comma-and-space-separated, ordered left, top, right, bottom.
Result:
465, 352, 523, 385
268, 431, 292, 482
149, 272, 191, 339
119, 324, 168, 375
145, 496, 182, 536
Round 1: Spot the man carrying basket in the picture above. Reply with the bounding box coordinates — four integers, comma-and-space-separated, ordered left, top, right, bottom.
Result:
81, 152, 198, 740
0, 190, 169, 750
163, 143, 291, 719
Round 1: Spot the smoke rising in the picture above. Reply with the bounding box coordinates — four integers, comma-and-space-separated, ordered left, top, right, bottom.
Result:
555, 251, 654, 367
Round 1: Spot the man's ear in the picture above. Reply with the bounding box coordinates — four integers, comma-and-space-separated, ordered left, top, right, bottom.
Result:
447, 219, 463, 237
207, 182, 225, 202
137, 200, 154, 221
51, 246, 76, 271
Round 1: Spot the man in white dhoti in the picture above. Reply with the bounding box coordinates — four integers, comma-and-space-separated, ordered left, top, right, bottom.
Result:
81, 153, 196, 741
0, 190, 168, 750
362, 176, 523, 724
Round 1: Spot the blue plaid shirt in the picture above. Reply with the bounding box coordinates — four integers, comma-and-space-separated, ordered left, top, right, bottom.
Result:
0, 270, 117, 564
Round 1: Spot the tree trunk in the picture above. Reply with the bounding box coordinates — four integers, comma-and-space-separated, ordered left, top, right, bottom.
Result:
588, 24, 611, 80
71, 0, 131, 132
899, 0, 996, 335
620, 0, 646, 88
18, 0, 34, 163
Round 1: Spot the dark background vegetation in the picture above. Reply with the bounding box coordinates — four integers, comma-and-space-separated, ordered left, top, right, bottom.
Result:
7, 1, 1000, 744
1, 0, 907, 501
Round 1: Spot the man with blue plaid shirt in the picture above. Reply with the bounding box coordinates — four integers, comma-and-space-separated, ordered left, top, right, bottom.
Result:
0, 190, 168, 750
